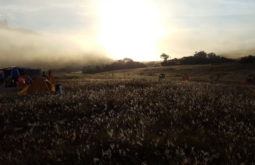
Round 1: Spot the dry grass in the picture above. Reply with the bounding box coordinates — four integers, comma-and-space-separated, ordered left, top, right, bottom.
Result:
0, 79, 254, 164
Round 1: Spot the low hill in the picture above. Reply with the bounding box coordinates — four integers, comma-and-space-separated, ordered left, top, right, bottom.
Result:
59, 63, 255, 86
82, 58, 146, 74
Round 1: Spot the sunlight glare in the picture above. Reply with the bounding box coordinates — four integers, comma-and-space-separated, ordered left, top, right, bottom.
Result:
98, 0, 165, 61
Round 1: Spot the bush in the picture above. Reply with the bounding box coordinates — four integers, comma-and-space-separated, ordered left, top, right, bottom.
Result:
239, 55, 255, 64
161, 51, 234, 66
83, 59, 146, 73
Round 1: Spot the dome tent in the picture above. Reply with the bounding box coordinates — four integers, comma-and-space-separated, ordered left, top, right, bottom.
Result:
18, 78, 55, 95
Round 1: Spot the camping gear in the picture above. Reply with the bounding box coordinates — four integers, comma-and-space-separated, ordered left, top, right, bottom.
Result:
0, 67, 41, 88
181, 74, 190, 81
158, 74, 166, 81
48, 70, 56, 84
0, 67, 61, 95
18, 78, 56, 95
11, 68, 20, 80
16, 76, 26, 87
56, 84, 63, 94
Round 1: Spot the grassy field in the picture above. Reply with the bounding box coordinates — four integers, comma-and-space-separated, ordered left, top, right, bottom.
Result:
0, 63, 255, 164
58, 63, 255, 85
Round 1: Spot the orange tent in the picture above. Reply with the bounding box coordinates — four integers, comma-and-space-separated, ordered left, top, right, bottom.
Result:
18, 78, 55, 95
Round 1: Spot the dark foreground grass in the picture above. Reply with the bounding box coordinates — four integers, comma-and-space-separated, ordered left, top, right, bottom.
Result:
0, 80, 255, 164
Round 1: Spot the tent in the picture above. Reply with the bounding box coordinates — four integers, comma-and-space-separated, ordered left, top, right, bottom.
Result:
0, 67, 41, 87
18, 78, 55, 95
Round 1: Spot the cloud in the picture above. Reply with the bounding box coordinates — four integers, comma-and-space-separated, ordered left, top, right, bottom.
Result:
0, 0, 112, 69
0, 0, 91, 31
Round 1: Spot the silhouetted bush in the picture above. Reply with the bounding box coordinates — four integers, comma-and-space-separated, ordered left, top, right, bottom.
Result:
83, 58, 146, 73
239, 55, 255, 64
161, 51, 234, 66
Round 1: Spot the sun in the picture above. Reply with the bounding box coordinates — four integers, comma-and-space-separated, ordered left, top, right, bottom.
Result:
98, 0, 165, 61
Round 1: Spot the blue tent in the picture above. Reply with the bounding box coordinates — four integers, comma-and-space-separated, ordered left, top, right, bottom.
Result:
0, 67, 41, 87
11, 67, 20, 80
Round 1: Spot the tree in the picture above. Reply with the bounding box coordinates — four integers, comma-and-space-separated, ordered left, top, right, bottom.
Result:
239, 55, 255, 63
194, 51, 207, 58
123, 58, 133, 63
160, 53, 170, 66
207, 52, 217, 59
160, 53, 170, 62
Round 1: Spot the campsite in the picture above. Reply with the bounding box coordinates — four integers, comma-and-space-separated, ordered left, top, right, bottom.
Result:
1, 0, 255, 164
0, 63, 255, 164
0, 67, 61, 96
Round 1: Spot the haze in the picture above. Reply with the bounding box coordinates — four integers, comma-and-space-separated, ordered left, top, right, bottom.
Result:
0, 0, 255, 65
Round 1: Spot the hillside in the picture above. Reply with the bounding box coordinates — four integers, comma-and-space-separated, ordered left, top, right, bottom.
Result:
58, 63, 255, 86
1, 63, 255, 164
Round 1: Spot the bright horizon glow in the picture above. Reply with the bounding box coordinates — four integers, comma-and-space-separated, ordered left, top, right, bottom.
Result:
98, 0, 166, 61
1, 0, 255, 63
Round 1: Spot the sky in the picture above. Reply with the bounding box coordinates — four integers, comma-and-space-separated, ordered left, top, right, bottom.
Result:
0, 0, 255, 63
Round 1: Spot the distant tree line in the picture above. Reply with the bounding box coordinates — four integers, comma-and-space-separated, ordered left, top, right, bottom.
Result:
239, 55, 255, 64
161, 51, 255, 66
82, 58, 146, 74
82, 52, 255, 74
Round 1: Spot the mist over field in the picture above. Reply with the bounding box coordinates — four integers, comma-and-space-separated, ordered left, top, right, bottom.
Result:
1, 22, 254, 70
0, 25, 111, 69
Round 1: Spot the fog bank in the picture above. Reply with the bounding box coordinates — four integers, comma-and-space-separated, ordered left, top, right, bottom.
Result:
0, 26, 111, 69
